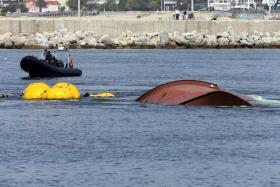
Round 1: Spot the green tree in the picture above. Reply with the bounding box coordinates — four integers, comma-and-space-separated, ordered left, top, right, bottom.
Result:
60, 6, 66, 12
67, 0, 87, 11
104, 0, 119, 11
119, 0, 149, 10
147, 0, 160, 10
85, 0, 163, 11
118, 0, 128, 10
36, 0, 47, 12
1, 2, 28, 14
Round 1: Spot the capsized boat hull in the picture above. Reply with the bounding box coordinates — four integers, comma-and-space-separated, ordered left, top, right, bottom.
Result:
20, 56, 82, 77
136, 80, 257, 107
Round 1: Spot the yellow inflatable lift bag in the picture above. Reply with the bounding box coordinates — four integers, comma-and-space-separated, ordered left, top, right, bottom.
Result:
22, 82, 50, 99
89, 92, 115, 97
45, 87, 73, 100
53, 82, 80, 99
22, 82, 81, 100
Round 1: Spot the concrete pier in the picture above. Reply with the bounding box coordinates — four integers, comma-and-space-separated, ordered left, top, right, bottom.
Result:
0, 17, 280, 37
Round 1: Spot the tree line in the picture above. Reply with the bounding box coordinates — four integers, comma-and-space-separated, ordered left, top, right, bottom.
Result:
1, 0, 206, 15
67, 0, 162, 11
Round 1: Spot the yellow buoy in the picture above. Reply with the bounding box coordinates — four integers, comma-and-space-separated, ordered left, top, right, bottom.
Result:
45, 87, 73, 100
22, 82, 50, 99
53, 82, 80, 99
89, 92, 115, 97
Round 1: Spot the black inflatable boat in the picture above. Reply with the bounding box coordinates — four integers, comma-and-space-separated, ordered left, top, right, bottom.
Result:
20, 56, 82, 77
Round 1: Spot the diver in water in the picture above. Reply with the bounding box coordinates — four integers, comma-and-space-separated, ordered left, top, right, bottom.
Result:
0, 93, 8, 98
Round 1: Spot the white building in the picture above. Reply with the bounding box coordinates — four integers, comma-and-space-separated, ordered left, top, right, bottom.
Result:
208, 0, 232, 10
41, 1, 61, 12
209, 0, 256, 10
164, 0, 177, 10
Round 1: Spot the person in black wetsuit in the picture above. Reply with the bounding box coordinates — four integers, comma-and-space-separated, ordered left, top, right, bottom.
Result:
46, 51, 53, 61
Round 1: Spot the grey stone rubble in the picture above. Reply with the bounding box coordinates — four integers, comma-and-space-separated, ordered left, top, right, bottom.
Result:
1, 27, 280, 49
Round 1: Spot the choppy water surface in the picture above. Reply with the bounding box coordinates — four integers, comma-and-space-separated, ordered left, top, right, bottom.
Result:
1, 49, 280, 186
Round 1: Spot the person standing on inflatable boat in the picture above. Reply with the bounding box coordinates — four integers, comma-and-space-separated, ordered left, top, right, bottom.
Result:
65, 49, 74, 68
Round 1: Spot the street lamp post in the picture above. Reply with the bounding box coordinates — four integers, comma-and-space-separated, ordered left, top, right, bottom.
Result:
78, 0, 80, 17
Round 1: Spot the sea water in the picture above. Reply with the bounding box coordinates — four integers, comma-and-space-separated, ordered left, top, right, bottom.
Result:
0, 49, 280, 186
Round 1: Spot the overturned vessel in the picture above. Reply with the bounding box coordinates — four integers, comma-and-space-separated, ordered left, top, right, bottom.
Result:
136, 80, 257, 107
20, 56, 82, 77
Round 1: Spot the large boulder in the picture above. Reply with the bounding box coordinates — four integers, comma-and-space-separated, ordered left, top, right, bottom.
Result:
81, 31, 96, 38
228, 41, 239, 47
134, 36, 148, 46
147, 37, 158, 48
75, 31, 84, 40
264, 32, 270, 37
0, 40, 4, 47
0, 32, 12, 41
95, 43, 107, 49
158, 31, 170, 46
173, 35, 190, 46
272, 31, 280, 37
240, 39, 253, 47
246, 36, 255, 46
49, 36, 63, 45
216, 32, 229, 39
24, 38, 41, 48
126, 37, 135, 46
47, 40, 58, 48
11, 36, 27, 48
118, 36, 129, 47
43, 32, 54, 38
62, 32, 78, 43
125, 30, 134, 37
273, 37, 280, 47
261, 37, 272, 46
99, 34, 116, 47
252, 34, 261, 42
4, 39, 13, 48
83, 37, 97, 47
240, 32, 248, 40
78, 40, 87, 47
205, 35, 218, 47
147, 32, 159, 39
184, 31, 203, 44
35, 35, 49, 46
217, 37, 229, 46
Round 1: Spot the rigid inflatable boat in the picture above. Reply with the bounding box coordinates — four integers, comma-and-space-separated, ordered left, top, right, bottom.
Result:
136, 80, 257, 107
20, 56, 82, 77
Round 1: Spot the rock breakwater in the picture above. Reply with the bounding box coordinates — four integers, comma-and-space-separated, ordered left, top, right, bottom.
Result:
1, 27, 280, 49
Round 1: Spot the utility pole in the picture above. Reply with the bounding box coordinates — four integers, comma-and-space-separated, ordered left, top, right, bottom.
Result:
269, 5, 271, 18
191, 0, 194, 11
78, 0, 81, 17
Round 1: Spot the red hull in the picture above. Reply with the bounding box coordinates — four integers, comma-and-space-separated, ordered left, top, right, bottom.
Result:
136, 80, 256, 107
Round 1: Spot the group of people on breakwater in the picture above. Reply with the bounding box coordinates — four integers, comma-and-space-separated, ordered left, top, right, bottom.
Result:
173, 10, 195, 20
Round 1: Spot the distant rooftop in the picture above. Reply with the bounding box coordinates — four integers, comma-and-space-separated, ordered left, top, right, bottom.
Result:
88, 0, 119, 4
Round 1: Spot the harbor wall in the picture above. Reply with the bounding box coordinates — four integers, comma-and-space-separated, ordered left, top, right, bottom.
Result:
0, 18, 280, 37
